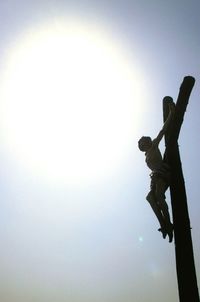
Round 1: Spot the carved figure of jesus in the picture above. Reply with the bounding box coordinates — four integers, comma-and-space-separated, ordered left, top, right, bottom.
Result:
138, 102, 175, 242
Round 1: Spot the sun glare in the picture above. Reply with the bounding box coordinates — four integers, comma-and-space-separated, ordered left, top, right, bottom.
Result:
0, 18, 145, 186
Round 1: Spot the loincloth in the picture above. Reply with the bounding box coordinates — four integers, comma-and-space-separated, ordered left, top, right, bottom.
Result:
150, 163, 170, 190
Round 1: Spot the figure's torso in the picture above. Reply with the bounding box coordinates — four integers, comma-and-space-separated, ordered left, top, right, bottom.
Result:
145, 144, 163, 171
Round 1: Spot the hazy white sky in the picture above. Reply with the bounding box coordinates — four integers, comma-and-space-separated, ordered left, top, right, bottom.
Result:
0, 1, 199, 302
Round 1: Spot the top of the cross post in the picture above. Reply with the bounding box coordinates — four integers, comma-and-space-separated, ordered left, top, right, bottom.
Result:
184, 75, 195, 83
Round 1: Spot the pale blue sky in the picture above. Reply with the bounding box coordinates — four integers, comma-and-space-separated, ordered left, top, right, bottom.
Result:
0, 1, 199, 302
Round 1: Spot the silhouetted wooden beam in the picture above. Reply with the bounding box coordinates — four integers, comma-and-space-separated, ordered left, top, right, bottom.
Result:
163, 76, 199, 302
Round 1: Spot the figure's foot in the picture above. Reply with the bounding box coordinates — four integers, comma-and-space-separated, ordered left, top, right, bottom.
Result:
168, 231, 173, 243
158, 227, 167, 239
167, 223, 174, 243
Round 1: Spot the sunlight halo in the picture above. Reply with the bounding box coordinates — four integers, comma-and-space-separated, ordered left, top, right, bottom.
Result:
0, 18, 146, 186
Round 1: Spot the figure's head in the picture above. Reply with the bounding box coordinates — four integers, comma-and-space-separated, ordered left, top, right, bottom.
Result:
138, 136, 152, 151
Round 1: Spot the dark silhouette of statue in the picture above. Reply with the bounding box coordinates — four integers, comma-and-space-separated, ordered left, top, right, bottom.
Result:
138, 101, 175, 242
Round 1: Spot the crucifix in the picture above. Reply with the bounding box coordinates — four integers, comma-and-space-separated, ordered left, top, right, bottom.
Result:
139, 76, 199, 302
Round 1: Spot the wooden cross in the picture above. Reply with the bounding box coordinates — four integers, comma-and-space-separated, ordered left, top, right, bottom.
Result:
163, 76, 199, 302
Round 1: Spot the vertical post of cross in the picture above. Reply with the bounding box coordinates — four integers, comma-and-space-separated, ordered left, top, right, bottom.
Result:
163, 76, 199, 302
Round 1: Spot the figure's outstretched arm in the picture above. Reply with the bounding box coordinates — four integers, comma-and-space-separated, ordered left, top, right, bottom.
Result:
153, 102, 175, 146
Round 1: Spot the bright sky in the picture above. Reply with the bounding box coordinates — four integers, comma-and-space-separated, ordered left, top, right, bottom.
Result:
0, 1, 199, 302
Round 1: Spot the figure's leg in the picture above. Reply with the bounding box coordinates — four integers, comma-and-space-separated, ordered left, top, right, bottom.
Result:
146, 190, 167, 238
155, 179, 173, 242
